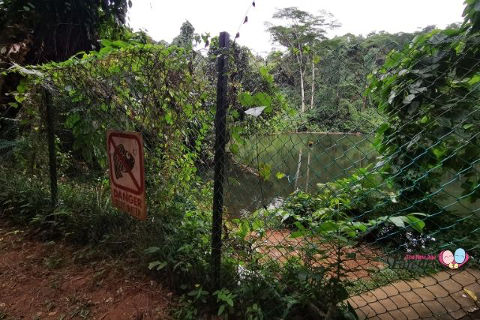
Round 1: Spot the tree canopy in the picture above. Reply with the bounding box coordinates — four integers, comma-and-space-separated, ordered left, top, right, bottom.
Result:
266, 7, 340, 113
0, 0, 130, 124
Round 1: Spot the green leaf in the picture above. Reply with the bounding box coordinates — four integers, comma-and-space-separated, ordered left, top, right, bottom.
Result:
405, 215, 425, 233
65, 113, 81, 128
294, 221, 306, 231
238, 92, 254, 106
184, 104, 193, 117
377, 123, 389, 135
14, 94, 25, 103
165, 111, 173, 125
388, 216, 405, 228
253, 92, 272, 108
259, 66, 274, 84
432, 146, 446, 158
238, 220, 250, 239
468, 74, 480, 85
229, 143, 239, 155
346, 252, 356, 259
231, 109, 239, 119
148, 261, 167, 270
112, 40, 128, 48
275, 172, 286, 180
218, 305, 225, 316
231, 126, 243, 142
352, 222, 367, 232
99, 103, 108, 112
100, 39, 113, 48
144, 247, 161, 254
290, 230, 305, 238
16, 80, 27, 94
318, 221, 338, 232
259, 163, 272, 181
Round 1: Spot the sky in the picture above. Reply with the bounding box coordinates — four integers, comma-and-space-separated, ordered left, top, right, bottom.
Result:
128, 0, 466, 55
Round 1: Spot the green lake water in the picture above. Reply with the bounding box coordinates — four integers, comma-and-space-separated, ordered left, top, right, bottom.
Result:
224, 133, 376, 215
223, 133, 478, 217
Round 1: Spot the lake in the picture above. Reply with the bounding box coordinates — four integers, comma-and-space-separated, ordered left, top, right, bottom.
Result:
223, 133, 376, 215
222, 133, 478, 217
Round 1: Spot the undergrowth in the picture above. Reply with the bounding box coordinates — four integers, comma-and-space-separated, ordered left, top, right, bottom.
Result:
0, 169, 360, 319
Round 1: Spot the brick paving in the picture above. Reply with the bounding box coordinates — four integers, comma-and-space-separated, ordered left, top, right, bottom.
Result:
348, 269, 480, 319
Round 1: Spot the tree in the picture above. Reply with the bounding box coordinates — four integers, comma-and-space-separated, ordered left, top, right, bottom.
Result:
0, 0, 129, 64
172, 20, 197, 50
266, 7, 339, 113
268, 30, 417, 132
0, 0, 130, 121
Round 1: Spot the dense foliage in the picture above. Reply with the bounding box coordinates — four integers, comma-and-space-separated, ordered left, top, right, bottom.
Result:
1, 1, 479, 319
268, 30, 426, 133
2, 36, 358, 318
10, 40, 215, 205
0, 0, 134, 140
368, 1, 480, 202
0, 0, 129, 63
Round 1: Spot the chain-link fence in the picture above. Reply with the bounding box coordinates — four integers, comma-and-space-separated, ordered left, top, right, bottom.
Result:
1, 9, 480, 320
0, 42, 222, 294
216, 14, 480, 320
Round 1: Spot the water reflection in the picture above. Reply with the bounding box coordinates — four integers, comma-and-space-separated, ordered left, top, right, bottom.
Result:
224, 133, 377, 216
222, 133, 479, 218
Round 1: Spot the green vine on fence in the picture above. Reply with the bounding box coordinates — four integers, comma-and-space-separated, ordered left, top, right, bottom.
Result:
368, 0, 480, 203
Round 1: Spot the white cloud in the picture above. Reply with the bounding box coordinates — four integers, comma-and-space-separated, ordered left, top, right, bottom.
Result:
128, 0, 465, 55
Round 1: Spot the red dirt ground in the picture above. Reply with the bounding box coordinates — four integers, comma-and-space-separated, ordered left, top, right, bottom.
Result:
254, 230, 385, 281
0, 221, 172, 319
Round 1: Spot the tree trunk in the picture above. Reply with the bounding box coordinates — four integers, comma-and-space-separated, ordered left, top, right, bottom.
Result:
335, 86, 340, 107
300, 69, 305, 113
296, 49, 306, 113
294, 148, 303, 190
305, 150, 311, 192
310, 59, 315, 111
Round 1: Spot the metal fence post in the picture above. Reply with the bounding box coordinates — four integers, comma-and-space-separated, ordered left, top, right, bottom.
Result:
45, 89, 58, 209
211, 31, 230, 290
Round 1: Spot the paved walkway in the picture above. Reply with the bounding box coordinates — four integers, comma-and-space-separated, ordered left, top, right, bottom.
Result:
348, 269, 480, 319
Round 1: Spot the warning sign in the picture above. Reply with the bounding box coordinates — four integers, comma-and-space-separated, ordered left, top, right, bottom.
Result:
107, 130, 146, 220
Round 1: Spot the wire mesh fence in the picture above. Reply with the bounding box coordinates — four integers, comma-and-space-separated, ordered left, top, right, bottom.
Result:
0, 9, 479, 320
216, 17, 480, 319
0, 42, 221, 292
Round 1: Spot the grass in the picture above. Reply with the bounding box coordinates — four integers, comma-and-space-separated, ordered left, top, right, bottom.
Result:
2, 164, 477, 319
347, 266, 438, 296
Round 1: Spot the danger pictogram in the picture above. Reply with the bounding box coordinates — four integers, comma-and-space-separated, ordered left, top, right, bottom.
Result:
113, 144, 135, 180
107, 130, 146, 220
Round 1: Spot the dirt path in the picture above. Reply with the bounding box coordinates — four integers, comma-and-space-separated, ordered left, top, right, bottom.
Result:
0, 221, 172, 320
